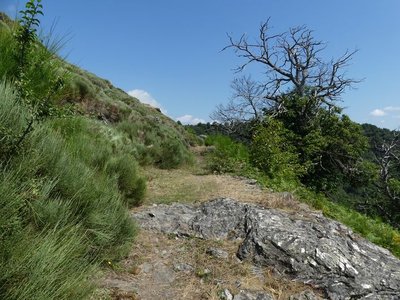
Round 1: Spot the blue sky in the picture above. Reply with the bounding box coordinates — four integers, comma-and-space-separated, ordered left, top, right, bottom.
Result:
1, 0, 400, 128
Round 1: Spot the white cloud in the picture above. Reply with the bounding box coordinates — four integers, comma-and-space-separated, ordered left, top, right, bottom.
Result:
370, 109, 386, 117
176, 114, 205, 125
127, 89, 166, 114
384, 106, 400, 112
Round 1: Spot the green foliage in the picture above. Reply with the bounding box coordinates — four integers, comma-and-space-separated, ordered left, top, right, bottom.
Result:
0, 82, 30, 156
106, 154, 146, 207
250, 119, 303, 181
0, 114, 140, 298
0, 5, 68, 156
116, 118, 192, 169
184, 126, 204, 146
205, 134, 250, 174
0, 3, 193, 299
0, 169, 94, 300
14, 0, 44, 85
1, 227, 94, 300
272, 93, 368, 191
205, 121, 400, 257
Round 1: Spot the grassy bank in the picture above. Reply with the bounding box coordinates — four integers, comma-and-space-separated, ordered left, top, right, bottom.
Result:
0, 8, 191, 299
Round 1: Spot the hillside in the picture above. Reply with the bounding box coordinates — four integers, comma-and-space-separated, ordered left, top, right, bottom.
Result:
0, 8, 192, 300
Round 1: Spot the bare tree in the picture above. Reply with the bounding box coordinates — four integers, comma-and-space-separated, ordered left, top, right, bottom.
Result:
213, 19, 359, 122
375, 130, 400, 206
211, 75, 263, 123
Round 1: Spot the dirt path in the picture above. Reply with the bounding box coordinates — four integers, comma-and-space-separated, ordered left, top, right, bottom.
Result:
93, 149, 317, 300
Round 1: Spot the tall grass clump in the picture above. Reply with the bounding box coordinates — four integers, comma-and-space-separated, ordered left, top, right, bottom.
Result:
1, 227, 94, 300
49, 117, 147, 207
0, 82, 30, 156
106, 154, 146, 207
0, 118, 139, 298
21, 123, 138, 258
117, 118, 192, 168
0, 166, 95, 300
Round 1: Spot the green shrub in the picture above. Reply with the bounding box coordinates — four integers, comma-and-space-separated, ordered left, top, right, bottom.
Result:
0, 23, 18, 80
0, 170, 95, 300
106, 154, 146, 207
158, 138, 190, 169
116, 119, 192, 168
250, 119, 303, 182
21, 124, 137, 258
205, 134, 250, 174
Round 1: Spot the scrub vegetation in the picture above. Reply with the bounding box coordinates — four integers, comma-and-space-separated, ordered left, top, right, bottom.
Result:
0, 2, 191, 299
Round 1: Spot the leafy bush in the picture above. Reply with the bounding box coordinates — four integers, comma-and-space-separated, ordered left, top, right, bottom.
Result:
250, 119, 303, 182
204, 130, 400, 257
205, 134, 250, 174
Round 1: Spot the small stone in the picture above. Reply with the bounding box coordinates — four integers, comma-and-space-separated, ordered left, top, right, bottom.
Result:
141, 262, 152, 273
154, 263, 175, 284
173, 262, 194, 273
128, 266, 141, 275
233, 290, 274, 300
206, 247, 229, 259
222, 288, 233, 300
246, 179, 258, 185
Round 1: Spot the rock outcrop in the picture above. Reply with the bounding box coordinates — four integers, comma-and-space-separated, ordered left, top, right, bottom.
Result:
134, 198, 400, 299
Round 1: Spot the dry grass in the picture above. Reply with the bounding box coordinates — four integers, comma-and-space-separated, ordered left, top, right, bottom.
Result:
142, 165, 307, 212
99, 230, 316, 300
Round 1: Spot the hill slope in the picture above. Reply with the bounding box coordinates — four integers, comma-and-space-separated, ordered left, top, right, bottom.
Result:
0, 10, 192, 299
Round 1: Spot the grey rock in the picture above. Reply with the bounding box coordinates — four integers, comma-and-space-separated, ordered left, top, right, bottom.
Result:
223, 288, 234, 300
246, 179, 258, 185
153, 262, 175, 284
133, 198, 400, 299
140, 262, 152, 273
173, 262, 194, 273
206, 247, 229, 259
233, 290, 274, 300
289, 290, 321, 300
